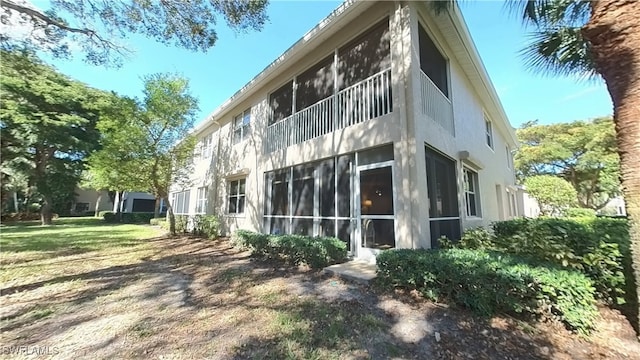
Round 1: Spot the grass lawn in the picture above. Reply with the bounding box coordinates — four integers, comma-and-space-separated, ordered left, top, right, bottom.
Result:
0, 217, 638, 359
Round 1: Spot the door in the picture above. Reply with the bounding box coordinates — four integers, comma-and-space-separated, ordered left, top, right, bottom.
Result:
356, 161, 396, 262
425, 147, 461, 247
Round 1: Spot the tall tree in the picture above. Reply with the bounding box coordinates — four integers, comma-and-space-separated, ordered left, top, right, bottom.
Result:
139, 74, 198, 233
524, 175, 578, 216
86, 73, 198, 233
0, 0, 268, 66
434, 0, 640, 334
0, 49, 104, 224
515, 117, 620, 210
84, 94, 147, 217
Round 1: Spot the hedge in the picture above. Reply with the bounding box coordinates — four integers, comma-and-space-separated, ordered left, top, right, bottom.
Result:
377, 248, 598, 334
148, 215, 220, 239
101, 211, 158, 224
489, 217, 631, 306
231, 230, 347, 269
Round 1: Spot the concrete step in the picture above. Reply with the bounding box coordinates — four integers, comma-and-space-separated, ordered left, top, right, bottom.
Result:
323, 260, 377, 285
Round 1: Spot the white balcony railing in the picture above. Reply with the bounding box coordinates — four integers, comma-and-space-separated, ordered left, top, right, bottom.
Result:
420, 70, 454, 136
265, 68, 392, 153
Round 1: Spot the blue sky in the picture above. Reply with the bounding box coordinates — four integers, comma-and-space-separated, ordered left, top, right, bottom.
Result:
42, 0, 613, 128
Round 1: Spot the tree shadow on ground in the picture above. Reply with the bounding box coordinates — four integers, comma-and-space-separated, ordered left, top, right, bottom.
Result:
1, 237, 636, 359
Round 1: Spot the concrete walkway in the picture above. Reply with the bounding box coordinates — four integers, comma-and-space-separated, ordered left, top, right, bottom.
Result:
323, 260, 377, 285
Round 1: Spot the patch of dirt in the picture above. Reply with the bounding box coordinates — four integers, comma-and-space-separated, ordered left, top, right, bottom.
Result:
1, 236, 638, 359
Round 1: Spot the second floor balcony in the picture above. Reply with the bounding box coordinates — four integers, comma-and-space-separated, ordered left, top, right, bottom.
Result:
264, 68, 392, 153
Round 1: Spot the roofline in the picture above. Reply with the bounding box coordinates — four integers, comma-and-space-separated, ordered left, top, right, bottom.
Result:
446, 4, 519, 148
193, 1, 519, 150
192, 0, 367, 135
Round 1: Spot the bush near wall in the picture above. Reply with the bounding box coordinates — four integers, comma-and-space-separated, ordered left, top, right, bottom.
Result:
377, 248, 598, 334
231, 230, 347, 269
190, 215, 220, 239
563, 207, 596, 218
149, 215, 220, 239
149, 218, 167, 227
489, 217, 631, 306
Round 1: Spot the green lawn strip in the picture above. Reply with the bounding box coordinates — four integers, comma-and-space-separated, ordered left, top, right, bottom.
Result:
0, 217, 163, 286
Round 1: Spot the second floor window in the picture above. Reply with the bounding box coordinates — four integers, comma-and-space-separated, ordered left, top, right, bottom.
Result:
485, 117, 494, 149
233, 109, 251, 144
201, 134, 212, 158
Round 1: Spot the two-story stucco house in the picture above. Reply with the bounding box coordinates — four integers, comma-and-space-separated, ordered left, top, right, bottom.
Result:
169, 0, 518, 262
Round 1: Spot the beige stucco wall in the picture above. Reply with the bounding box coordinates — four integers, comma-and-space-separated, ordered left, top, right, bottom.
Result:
409, 3, 517, 247
172, 1, 517, 253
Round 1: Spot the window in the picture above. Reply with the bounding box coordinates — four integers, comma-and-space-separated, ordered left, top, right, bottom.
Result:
508, 190, 517, 218
172, 190, 191, 214
269, 82, 293, 125
233, 109, 251, 144
263, 155, 354, 248
196, 187, 208, 214
75, 202, 89, 212
464, 168, 480, 217
228, 179, 246, 214
201, 134, 212, 158
419, 25, 448, 97
506, 146, 512, 169
338, 18, 390, 90
485, 117, 494, 149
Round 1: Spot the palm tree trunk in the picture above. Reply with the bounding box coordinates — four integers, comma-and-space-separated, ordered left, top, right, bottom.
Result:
583, 0, 640, 335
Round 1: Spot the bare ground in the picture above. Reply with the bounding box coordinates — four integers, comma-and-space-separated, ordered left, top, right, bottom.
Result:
1, 235, 638, 359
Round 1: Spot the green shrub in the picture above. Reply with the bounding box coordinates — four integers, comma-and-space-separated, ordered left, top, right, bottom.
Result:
457, 227, 494, 249
149, 218, 167, 228
231, 230, 270, 254
102, 212, 157, 224
191, 215, 220, 239
376, 248, 598, 334
491, 217, 628, 305
102, 211, 117, 223
563, 207, 596, 218
231, 230, 347, 269
174, 215, 189, 233
0, 212, 49, 222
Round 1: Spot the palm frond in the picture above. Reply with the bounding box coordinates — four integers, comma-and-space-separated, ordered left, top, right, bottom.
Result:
505, 0, 591, 27
520, 27, 598, 80
429, 0, 456, 15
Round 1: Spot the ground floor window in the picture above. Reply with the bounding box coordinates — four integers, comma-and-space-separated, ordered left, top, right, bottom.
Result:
74, 202, 89, 212
263, 155, 353, 249
172, 190, 191, 214
196, 186, 208, 214
463, 168, 480, 217
228, 179, 246, 214
507, 189, 517, 217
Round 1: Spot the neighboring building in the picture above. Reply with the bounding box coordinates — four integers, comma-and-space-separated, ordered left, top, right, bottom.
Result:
170, 1, 518, 262
114, 192, 160, 213
515, 185, 541, 218
73, 188, 112, 215
597, 196, 627, 216
73, 188, 160, 215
